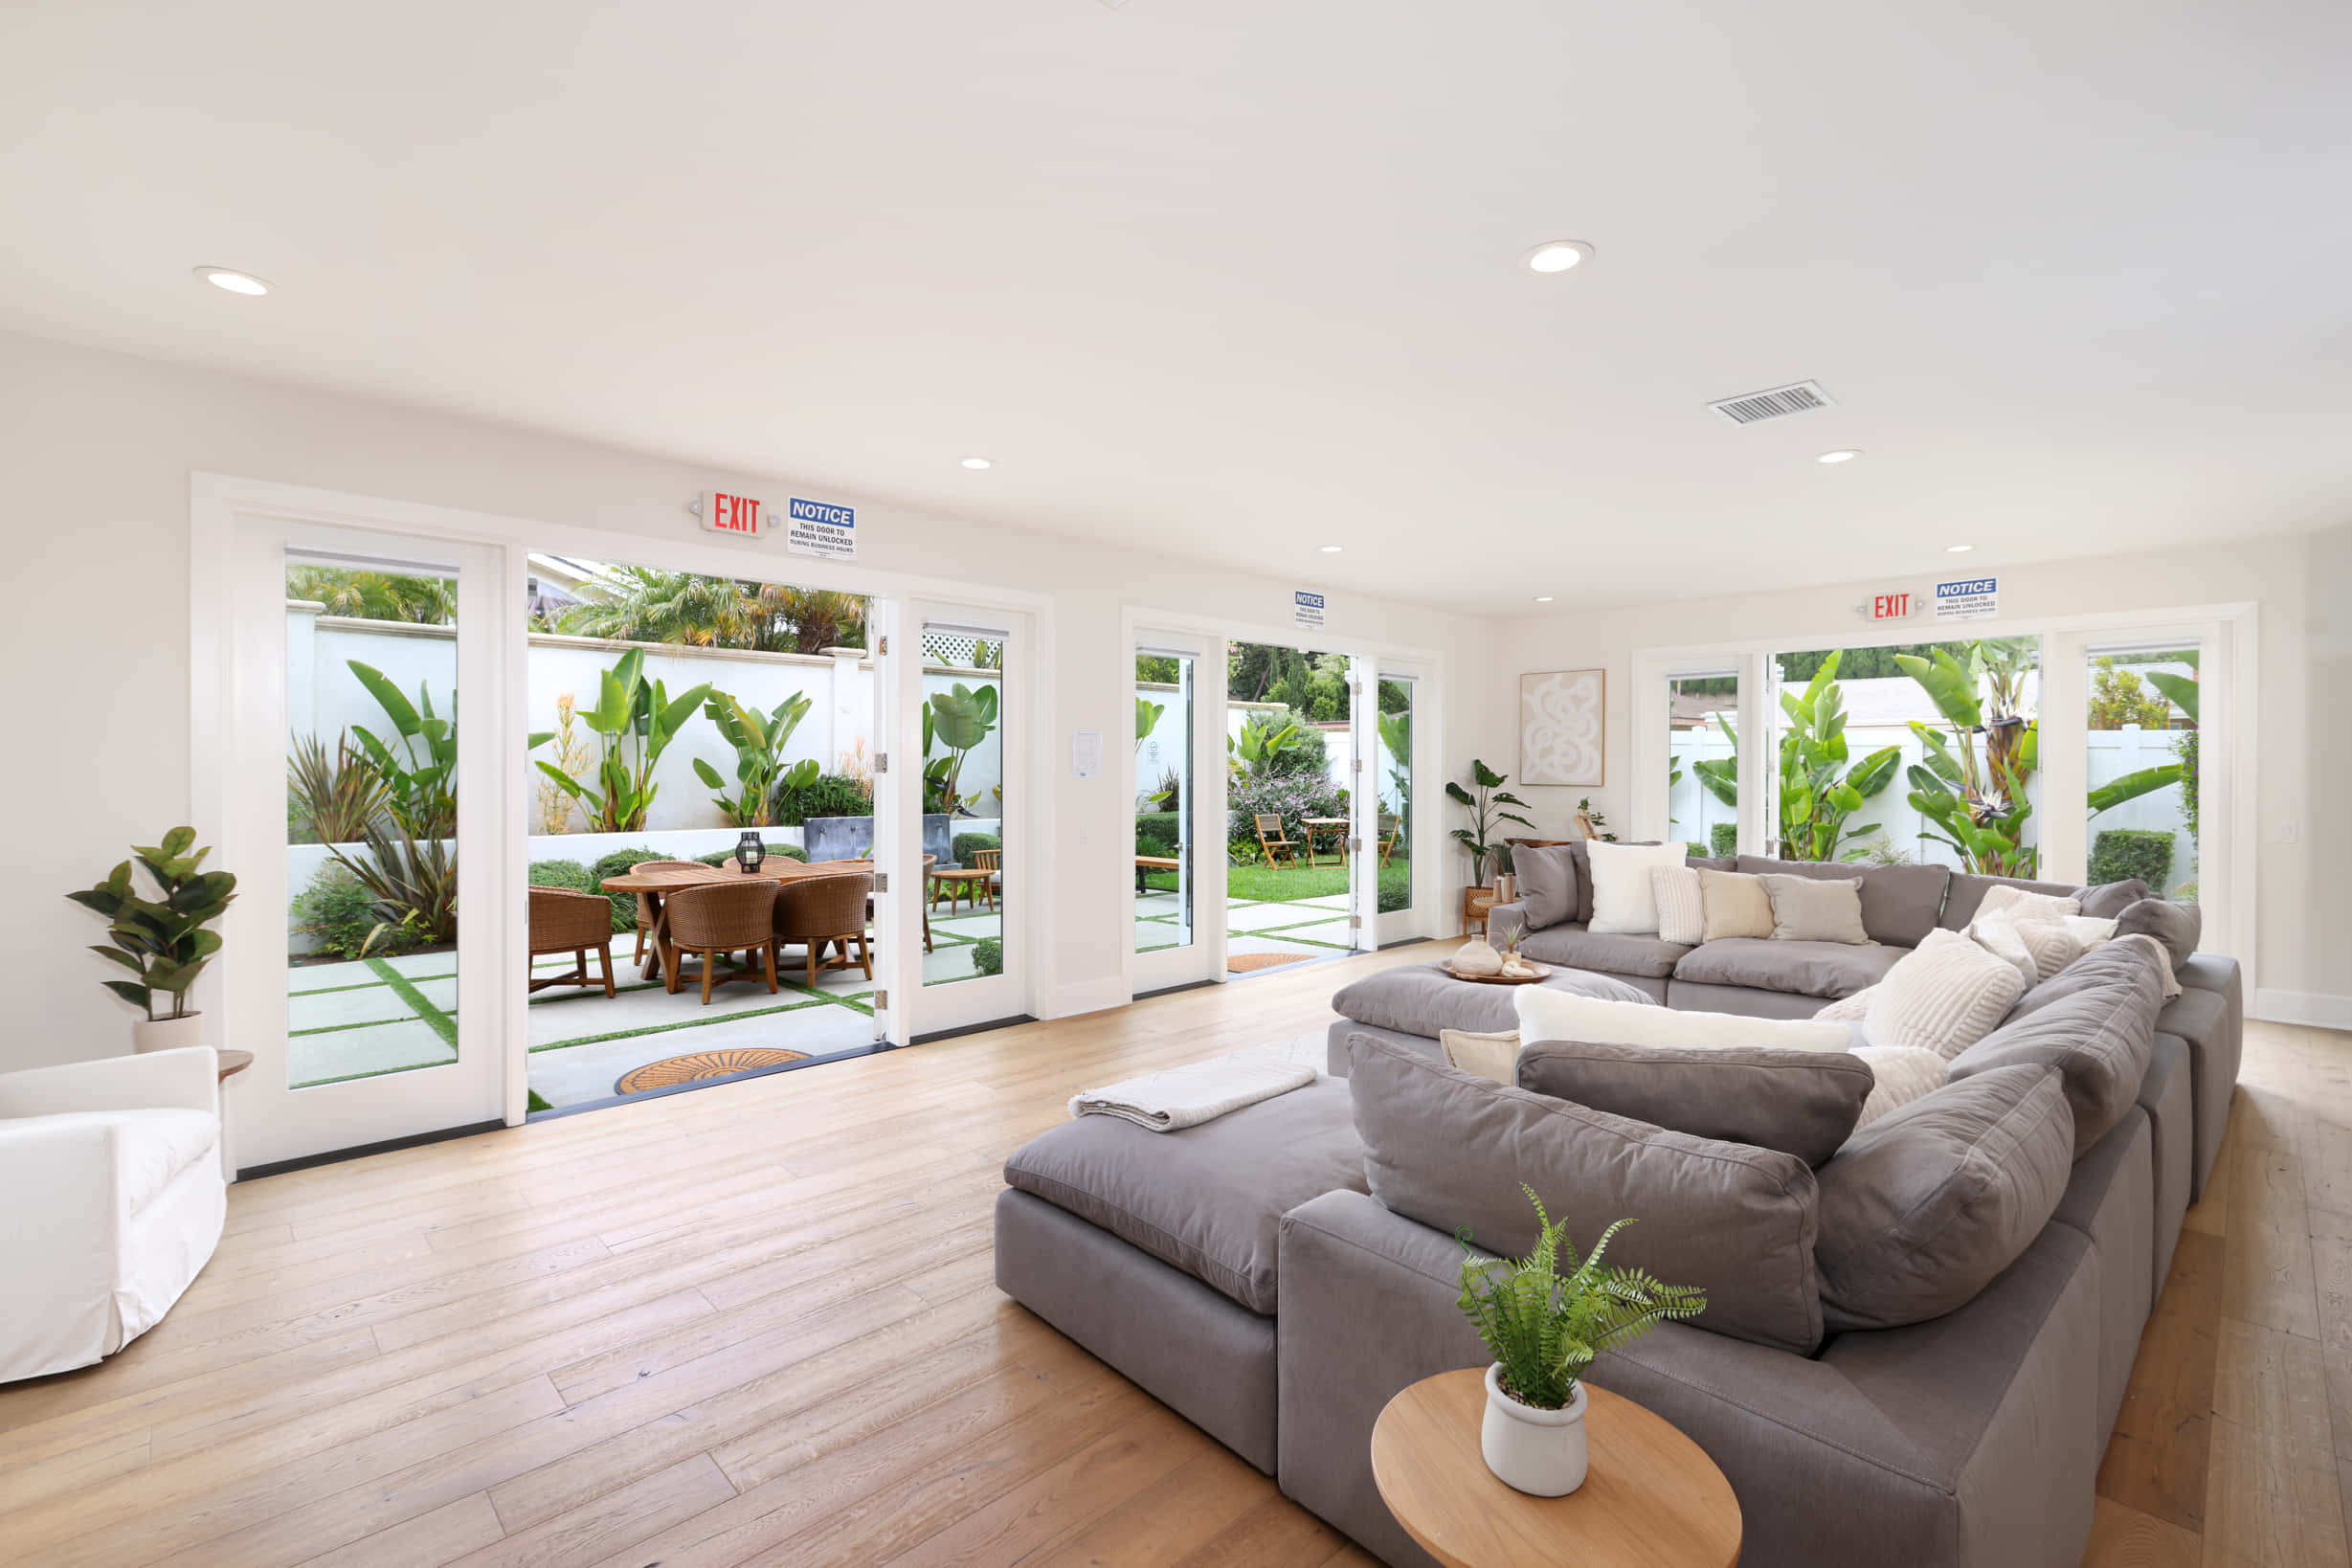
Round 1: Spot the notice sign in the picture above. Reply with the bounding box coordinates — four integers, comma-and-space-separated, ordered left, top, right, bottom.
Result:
1935, 576, 1999, 622
785, 497, 857, 561
1292, 590, 1326, 631
699, 490, 772, 538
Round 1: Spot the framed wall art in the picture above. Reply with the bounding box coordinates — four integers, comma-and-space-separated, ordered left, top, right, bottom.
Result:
1520, 668, 1605, 787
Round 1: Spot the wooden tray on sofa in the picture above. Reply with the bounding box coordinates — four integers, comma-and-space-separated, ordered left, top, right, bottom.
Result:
1444, 961, 1553, 985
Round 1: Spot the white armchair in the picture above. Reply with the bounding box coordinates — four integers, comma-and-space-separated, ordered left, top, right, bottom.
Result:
0, 1046, 226, 1383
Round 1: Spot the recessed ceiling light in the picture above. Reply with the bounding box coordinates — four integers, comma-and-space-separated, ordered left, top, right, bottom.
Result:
193, 266, 271, 296
1522, 240, 1593, 274
1319, 545, 1343, 553
959, 457, 992, 470
1534, 595, 1556, 603
1816, 449, 1862, 464
1946, 543, 1975, 553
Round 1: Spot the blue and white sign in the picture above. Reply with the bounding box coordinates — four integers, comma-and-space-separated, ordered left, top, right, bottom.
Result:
1934, 575, 1999, 622
1293, 589, 1326, 631
785, 497, 857, 561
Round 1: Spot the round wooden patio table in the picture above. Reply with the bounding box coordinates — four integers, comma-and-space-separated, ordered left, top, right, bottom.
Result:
601, 860, 874, 985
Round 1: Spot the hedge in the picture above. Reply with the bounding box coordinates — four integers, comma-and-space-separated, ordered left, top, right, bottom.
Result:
775, 773, 873, 825
694, 844, 808, 867
2090, 828, 2174, 890
952, 832, 1000, 867
1711, 822, 1738, 858
527, 858, 594, 891
589, 847, 666, 930
1133, 812, 1181, 853
972, 936, 1003, 976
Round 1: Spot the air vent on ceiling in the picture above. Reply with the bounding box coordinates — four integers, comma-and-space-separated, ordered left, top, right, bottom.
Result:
1708, 381, 1835, 426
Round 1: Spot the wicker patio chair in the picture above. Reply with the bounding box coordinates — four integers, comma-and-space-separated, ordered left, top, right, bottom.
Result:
1253, 814, 1299, 869
626, 860, 707, 969
661, 879, 779, 1003
775, 872, 874, 990
528, 885, 616, 997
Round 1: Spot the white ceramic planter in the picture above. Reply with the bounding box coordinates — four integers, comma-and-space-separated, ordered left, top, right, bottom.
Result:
1480, 1363, 1588, 1496
132, 1014, 205, 1054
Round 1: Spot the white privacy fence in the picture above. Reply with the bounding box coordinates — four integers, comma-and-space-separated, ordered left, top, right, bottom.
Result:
1664, 719, 2194, 891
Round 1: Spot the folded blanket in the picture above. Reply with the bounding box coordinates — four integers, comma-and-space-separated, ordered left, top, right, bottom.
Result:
1069, 1053, 1317, 1131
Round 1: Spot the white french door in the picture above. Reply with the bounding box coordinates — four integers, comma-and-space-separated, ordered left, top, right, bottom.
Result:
1131, 632, 1222, 993
1359, 663, 1426, 948
210, 518, 516, 1172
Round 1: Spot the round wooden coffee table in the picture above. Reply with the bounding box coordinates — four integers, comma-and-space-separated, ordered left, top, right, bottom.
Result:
1370, 1369, 1740, 1568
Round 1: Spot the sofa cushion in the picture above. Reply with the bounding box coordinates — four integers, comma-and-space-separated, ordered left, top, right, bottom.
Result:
1863, 930, 2028, 1059
25, 1109, 219, 1215
1515, 844, 1579, 930
2117, 897, 2202, 966
1001, 1077, 1365, 1314
1697, 869, 1775, 942
1332, 960, 1655, 1041
1517, 1040, 1872, 1167
2080, 879, 2153, 919
1736, 856, 1952, 948
1672, 936, 1905, 1000
1514, 983, 1852, 1053
1849, 1046, 1948, 1129
2005, 932, 2169, 1021
1945, 948, 2161, 1155
1813, 1064, 2074, 1331
1518, 923, 1691, 979
1939, 873, 2148, 930
1347, 1032, 1823, 1353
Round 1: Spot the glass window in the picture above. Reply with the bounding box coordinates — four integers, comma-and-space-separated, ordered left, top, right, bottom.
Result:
924, 624, 1006, 986
1665, 671, 1739, 859
1135, 653, 1193, 952
1377, 678, 1413, 912
2085, 641, 2200, 903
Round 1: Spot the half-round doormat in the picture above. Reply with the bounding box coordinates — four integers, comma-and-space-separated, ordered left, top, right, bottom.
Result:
1228, 952, 1314, 974
616, 1047, 809, 1094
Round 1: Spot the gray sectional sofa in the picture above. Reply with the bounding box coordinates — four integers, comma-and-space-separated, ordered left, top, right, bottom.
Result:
994, 860, 2243, 1568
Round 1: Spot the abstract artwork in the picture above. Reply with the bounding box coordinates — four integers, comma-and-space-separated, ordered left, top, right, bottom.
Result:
1520, 669, 1605, 787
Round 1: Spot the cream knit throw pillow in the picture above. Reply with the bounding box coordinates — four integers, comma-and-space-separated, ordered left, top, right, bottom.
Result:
1586, 840, 1689, 935
1862, 929, 2027, 1059
1848, 1046, 1949, 1129
1977, 884, 2081, 924
1651, 864, 1706, 946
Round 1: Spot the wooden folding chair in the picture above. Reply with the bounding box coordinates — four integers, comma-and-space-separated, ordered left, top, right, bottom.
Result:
1378, 814, 1400, 867
1253, 814, 1299, 869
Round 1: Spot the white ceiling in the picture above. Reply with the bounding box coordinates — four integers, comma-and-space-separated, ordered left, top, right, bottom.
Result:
4, 1, 2347, 614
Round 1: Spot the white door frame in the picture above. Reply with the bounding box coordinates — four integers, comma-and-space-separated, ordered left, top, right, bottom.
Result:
1127, 625, 1222, 995
1367, 661, 1432, 948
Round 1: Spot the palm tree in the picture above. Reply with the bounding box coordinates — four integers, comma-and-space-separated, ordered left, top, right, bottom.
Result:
285, 566, 456, 624
557, 569, 866, 654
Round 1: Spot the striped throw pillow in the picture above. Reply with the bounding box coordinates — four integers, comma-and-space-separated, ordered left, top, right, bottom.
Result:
1651, 864, 1706, 946
1863, 930, 2027, 1059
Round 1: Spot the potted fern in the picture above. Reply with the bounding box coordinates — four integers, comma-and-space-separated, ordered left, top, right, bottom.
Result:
68, 826, 238, 1053
1457, 1188, 1706, 1496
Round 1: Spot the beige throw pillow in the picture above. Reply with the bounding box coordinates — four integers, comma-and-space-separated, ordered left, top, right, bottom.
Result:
1968, 911, 2040, 988
1760, 873, 1872, 945
1440, 1028, 1520, 1084
1697, 869, 1775, 942
1651, 864, 1706, 946
1978, 884, 2081, 924
1848, 1045, 1948, 1129
1862, 930, 2028, 1059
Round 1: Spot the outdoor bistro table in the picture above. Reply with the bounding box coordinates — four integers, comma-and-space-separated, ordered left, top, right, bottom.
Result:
1300, 816, 1351, 867
600, 860, 875, 986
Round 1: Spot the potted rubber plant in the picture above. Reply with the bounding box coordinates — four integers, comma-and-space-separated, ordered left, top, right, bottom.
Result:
1457, 1188, 1706, 1496
69, 826, 238, 1053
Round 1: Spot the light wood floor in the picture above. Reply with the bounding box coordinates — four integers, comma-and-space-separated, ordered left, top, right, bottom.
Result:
0, 942, 2340, 1568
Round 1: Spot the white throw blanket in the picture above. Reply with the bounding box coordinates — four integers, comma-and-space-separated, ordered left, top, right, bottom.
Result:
1069, 1052, 1316, 1131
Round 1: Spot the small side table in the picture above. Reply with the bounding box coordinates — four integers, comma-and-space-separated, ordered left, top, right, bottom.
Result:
213, 1049, 252, 1183
215, 1048, 254, 1083
1461, 886, 1499, 937
1370, 1369, 1741, 1568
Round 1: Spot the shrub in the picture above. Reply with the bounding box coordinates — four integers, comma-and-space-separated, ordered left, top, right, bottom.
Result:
1228, 772, 1342, 841
1133, 812, 1181, 849
952, 832, 1001, 868
2091, 828, 2174, 890
293, 862, 422, 959
1710, 822, 1738, 859
971, 936, 1003, 976
1136, 824, 1176, 857
528, 858, 593, 891
694, 844, 808, 868
775, 771, 873, 825
590, 846, 664, 930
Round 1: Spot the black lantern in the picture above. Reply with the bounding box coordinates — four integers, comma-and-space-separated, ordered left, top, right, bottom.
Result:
734, 831, 766, 873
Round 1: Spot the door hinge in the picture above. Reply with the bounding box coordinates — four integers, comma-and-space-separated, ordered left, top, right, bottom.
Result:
874, 872, 888, 893
1349, 915, 1363, 930
1348, 837, 1362, 853
1352, 757, 1363, 773
874, 989, 888, 1011
876, 752, 888, 773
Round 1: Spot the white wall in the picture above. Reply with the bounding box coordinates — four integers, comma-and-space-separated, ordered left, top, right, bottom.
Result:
1, 330, 1496, 1068
1484, 531, 2350, 1023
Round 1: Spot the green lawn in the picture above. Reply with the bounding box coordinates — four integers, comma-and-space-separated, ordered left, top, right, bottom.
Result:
1142, 860, 1411, 909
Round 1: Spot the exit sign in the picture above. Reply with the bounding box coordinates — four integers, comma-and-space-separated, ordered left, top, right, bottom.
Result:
1861, 589, 1920, 622
699, 490, 771, 538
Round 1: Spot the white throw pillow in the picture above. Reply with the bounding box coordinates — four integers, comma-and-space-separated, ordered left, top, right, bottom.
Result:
1514, 984, 1852, 1054
1862, 929, 2028, 1059
1977, 884, 2081, 924
1586, 841, 1690, 935
1848, 1046, 1949, 1130
2014, 920, 2088, 980
2062, 915, 2118, 948
1651, 864, 1706, 946
1813, 986, 1876, 1022
1968, 910, 2040, 988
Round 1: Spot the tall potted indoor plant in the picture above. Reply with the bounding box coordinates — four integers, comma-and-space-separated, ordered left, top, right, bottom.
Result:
1445, 759, 1532, 888
68, 826, 238, 1052
1457, 1189, 1706, 1496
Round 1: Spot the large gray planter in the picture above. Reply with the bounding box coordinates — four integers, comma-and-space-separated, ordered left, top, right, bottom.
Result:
804, 813, 953, 864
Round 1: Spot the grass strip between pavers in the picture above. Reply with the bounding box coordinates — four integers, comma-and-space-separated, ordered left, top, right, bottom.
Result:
368, 956, 458, 1047
291, 1055, 460, 1088
531, 995, 836, 1053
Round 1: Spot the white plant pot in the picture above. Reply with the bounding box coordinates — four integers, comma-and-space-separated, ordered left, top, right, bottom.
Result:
1480, 1363, 1588, 1497
132, 1013, 205, 1054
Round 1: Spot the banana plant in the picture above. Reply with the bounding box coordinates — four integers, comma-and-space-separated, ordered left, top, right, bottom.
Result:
1446, 759, 1533, 885
1775, 652, 1902, 862
1227, 712, 1306, 776
1897, 644, 2039, 877
1135, 697, 1164, 752
692, 689, 814, 827
534, 647, 710, 833
1691, 713, 1739, 811
923, 682, 999, 816
2089, 656, 2199, 818
68, 827, 238, 1021
346, 661, 458, 840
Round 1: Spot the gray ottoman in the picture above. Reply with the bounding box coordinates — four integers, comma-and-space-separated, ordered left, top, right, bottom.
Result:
995, 1076, 1366, 1473
1324, 960, 1657, 1076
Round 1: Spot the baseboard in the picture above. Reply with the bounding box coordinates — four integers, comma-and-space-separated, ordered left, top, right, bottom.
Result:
2253, 988, 2352, 1031
1044, 977, 1135, 1019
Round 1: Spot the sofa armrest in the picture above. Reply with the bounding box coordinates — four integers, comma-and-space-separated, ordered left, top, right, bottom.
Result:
1278, 1189, 1974, 1568
0, 1047, 218, 1120
1485, 900, 1530, 944
0, 1115, 125, 1379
